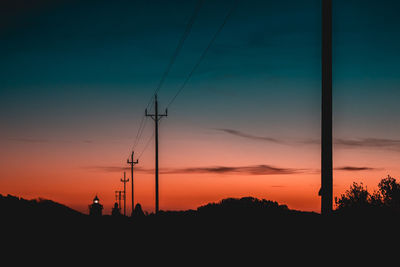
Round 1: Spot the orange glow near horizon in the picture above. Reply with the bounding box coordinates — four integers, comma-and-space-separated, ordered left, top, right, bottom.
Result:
1, 141, 396, 215
1, 127, 399, 215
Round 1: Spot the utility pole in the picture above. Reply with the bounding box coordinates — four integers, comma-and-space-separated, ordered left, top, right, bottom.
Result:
321, 0, 333, 215
115, 190, 124, 213
120, 172, 129, 216
127, 151, 138, 217
145, 94, 167, 214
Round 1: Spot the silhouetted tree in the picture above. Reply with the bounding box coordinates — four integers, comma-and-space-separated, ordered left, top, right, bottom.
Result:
369, 190, 383, 208
111, 202, 121, 216
378, 175, 400, 210
134, 203, 145, 217
335, 182, 371, 210
335, 175, 400, 214
197, 196, 289, 217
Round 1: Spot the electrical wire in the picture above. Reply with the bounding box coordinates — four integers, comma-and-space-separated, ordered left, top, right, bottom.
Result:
154, 0, 204, 97
131, 0, 204, 154
137, 131, 155, 160
167, 0, 239, 109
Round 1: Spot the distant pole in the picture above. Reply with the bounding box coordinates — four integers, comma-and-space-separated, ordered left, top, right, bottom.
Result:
120, 172, 129, 216
115, 190, 123, 212
321, 0, 333, 215
127, 151, 138, 217
146, 94, 168, 214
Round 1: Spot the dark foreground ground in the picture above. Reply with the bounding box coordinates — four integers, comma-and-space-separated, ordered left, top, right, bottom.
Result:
2, 195, 399, 263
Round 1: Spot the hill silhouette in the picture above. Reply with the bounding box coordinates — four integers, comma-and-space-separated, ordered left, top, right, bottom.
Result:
2, 193, 399, 263
0, 194, 83, 220
1, 194, 316, 220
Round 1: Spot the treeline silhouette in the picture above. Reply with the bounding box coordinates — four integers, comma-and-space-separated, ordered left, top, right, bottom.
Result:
3, 177, 400, 248
3, 175, 400, 224
2, 185, 399, 261
3, 176, 400, 225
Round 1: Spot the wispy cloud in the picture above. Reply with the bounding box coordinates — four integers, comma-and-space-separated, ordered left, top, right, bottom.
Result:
215, 128, 400, 152
86, 164, 307, 176
298, 137, 400, 150
7, 138, 49, 143
214, 128, 285, 144
7, 137, 95, 144
86, 164, 381, 175
335, 138, 400, 151
84, 166, 130, 173
335, 166, 379, 172
163, 165, 303, 175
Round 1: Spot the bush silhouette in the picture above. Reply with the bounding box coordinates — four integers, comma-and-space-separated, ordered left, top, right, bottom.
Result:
378, 175, 400, 210
134, 203, 145, 217
197, 196, 289, 218
335, 182, 371, 210
335, 175, 400, 213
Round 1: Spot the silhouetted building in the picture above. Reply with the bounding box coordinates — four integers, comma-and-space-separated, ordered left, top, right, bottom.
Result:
89, 195, 103, 216
111, 202, 121, 216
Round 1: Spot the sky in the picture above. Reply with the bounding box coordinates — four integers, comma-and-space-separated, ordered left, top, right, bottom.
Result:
1, 0, 400, 214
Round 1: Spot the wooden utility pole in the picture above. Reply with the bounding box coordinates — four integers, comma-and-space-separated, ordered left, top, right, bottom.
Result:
145, 94, 167, 214
127, 151, 138, 217
115, 190, 124, 213
120, 172, 129, 216
321, 0, 333, 215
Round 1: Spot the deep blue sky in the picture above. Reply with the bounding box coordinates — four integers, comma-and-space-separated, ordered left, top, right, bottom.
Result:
1, 0, 399, 140
1, 0, 322, 141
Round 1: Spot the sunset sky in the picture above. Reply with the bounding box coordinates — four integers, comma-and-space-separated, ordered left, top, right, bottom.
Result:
1, 0, 400, 214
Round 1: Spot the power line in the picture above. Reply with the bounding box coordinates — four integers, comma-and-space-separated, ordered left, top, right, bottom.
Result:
131, 96, 154, 154
167, 0, 239, 109
137, 128, 155, 160
137, 115, 166, 160
132, 114, 147, 151
141, 0, 204, 113
131, 0, 203, 153
154, 0, 204, 97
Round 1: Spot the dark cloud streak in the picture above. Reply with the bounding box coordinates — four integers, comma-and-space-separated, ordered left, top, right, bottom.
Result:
86, 164, 380, 175
335, 166, 379, 172
86, 164, 306, 176
214, 128, 285, 144
335, 138, 400, 150
215, 128, 400, 151
162, 165, 302, 175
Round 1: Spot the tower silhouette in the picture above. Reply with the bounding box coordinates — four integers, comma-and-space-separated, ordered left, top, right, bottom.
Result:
89, 195, 103, 216
321, 0, 333, 215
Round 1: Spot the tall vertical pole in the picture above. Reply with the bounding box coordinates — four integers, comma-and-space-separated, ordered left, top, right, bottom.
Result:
120, 172, 129, 216
115, 190, 123, 213
155, 96, 159, 214
146, 94, 167, 214
115, 191, 119, 211
321, 0, 333, 215
127, 151, 138, 217
119, 191, 121, 212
